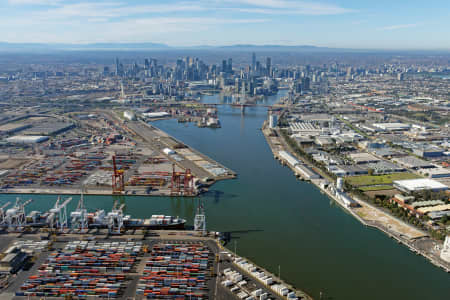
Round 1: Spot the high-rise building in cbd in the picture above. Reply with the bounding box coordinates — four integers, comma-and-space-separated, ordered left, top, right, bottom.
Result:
222, 60, 227, 73
266, 57, 271, 76
252, 52, 256, 71
115, 57, 120, 76
301, 77, 310, 91
227, 58, 233, 73
397, 73, 404, 81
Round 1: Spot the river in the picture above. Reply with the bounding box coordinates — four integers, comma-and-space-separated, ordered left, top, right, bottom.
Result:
0, 91, 449, 299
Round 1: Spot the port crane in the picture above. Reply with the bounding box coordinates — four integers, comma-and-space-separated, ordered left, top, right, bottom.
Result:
0, 202, 11, 225
70, 193, 87, 231
5, 198, 33, 229
194, 199, 206, 235
171, 164, 195, 196
107, 200, 125, 234
112, 155, 125, 194
47, 196, 72, 231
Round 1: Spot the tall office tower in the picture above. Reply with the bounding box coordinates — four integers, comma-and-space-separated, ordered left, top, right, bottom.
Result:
222, 60, 227, 73
301, 77, 310, 91
227, 58, 233, 73
266, 57, 271, 76
144, 59, 150, 70
252, 52, 256, 71
397, 73, 404, 81
115, 58, 120, 76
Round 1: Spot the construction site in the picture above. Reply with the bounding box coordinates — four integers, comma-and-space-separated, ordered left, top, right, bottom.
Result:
0, 110, 236, 197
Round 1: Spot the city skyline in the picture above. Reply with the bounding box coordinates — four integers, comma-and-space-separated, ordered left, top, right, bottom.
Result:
1, 0, 450, 50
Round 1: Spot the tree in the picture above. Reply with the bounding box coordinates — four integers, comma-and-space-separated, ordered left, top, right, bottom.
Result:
368, 168, 375, 176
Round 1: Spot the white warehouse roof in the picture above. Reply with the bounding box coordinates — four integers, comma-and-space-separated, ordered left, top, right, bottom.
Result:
393, 178, 448, 193
5, 135, 49, 144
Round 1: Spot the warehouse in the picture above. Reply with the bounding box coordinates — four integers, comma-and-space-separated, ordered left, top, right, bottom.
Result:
23, 122, 75, 136
418, 167, 450, 178
348, 152, 381, 164
363, 161, 406, 174
393, 178, 448, 193
278, 151, 299, 167
373, 123, 411, 131
142, 112, 170, 118
413, 146, 444, 158
392, 156, 435, 169
0, 123, 31, 135
294, 164, 319, 180
5, 135, 49, 144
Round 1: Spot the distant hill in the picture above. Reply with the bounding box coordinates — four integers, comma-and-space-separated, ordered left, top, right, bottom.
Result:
0, 42, 170, 51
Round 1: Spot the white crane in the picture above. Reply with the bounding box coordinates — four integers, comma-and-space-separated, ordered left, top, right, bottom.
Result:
0, 202, 11, 225
47, 196, 72, 231
194, 199, 206, 235
5, 198, 33, 229
70, 193, 88, 231
107, 202, 125, 234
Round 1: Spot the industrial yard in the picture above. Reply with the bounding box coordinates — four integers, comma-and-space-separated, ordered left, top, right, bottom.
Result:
0, 109, 235, 197
0, 232, 309, 300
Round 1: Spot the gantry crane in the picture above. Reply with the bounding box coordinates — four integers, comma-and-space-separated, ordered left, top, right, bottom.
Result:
112, 155, 125, 194
194, 199, 206, 235
5, 198, 33, 229
47, 196, 72, 231
70, 193, 87, 231
0, 202, 11, 225
107, 200, 125, 234
171, 164, 195, 196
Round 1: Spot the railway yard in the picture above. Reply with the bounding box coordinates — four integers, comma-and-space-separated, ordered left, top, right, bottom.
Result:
0, 110, 235, 197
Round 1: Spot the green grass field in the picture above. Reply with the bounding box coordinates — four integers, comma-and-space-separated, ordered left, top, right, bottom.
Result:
359, 185, 396, 191
346, 172, 421, 187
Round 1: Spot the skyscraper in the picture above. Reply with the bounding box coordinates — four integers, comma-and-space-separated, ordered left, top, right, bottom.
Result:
266, 57, 271, 76
252, 52, 256, 71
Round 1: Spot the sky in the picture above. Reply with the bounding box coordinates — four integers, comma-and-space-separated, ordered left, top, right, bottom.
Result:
1, 0, 449, 49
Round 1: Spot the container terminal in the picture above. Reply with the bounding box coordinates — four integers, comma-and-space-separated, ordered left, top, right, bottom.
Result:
0, 110, 235, 197
0, 196, 312, 300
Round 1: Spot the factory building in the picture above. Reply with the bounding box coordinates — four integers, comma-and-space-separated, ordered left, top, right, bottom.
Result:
393, 178, 448, 193
294, 165, 319, 180
5, 135, 49, 144
124, 111, 136, 121
278, 151, 299, 167
372, 123, 411, 131
269, 114, 277, 129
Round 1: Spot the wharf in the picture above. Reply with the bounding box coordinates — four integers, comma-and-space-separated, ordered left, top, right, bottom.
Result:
127, 119, 236, 181
0, 230, 312, 300
261, 122, 450, 274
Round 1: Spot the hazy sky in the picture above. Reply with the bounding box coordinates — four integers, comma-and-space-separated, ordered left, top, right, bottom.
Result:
1, 0, 449, 49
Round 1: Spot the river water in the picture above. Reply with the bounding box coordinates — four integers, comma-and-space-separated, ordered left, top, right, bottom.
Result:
0, 91, 449, 299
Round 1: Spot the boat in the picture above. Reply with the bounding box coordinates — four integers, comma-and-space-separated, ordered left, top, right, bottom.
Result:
123, 214, 186, 229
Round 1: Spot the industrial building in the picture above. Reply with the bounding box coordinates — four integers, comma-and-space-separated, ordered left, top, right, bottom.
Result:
294, 164, 319, 180
5, 135, 49, 144
418, 167, 450, 178
23, 121, 75, 136
269, 114, 278, 129
0, 123, 31, 135
392, 156, 435, 169
142, 112, 170, 119
123, 110, 136, 121
348, 152, 381, 164
413, 145, 444, 158
278, 150, 300, 167
372, 123, 411, 131
393, 178, 448, 193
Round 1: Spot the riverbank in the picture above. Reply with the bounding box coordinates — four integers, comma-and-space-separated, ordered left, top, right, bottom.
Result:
262, 121, 450, 273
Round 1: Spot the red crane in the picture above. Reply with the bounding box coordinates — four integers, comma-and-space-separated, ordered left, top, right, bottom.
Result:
112, 155, 124, 194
